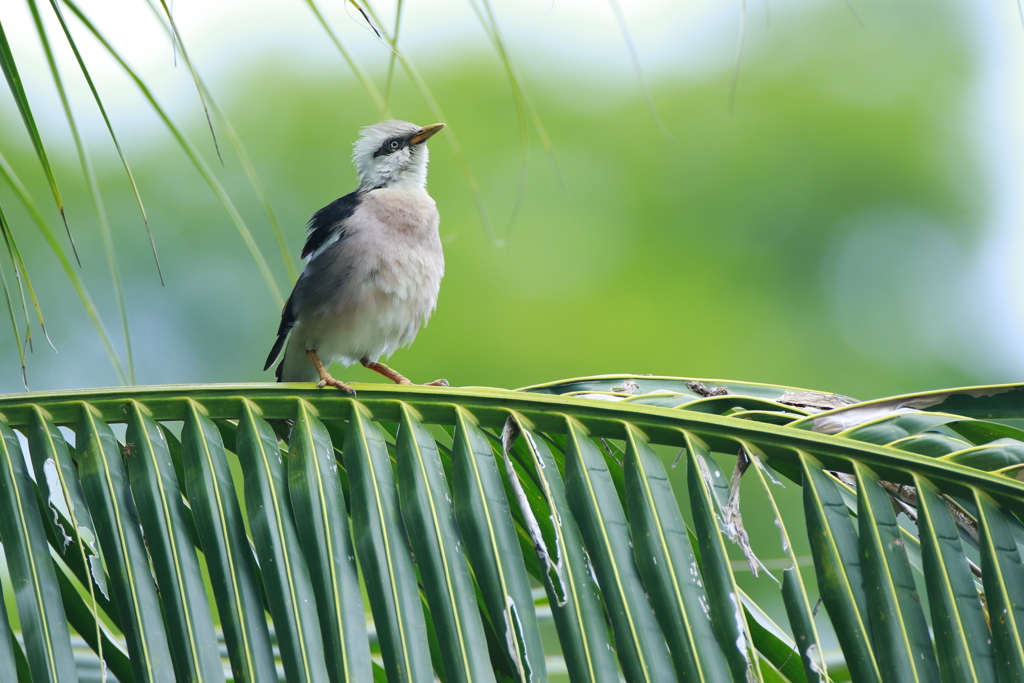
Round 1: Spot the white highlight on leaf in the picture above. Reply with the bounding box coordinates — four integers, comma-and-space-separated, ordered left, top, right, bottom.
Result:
502, 417, 567, 606
504, 597, 532, 682
89, 554, 110, 600
747, 446, 784, 487
43, 459, 72, 548
806, 644, 826, 674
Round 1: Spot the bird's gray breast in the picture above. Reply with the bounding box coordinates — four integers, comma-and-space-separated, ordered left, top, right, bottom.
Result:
292, 188, 443, 357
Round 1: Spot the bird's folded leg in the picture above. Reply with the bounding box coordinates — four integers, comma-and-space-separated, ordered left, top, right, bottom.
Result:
306, 350, 356, 394
361, 359, 412, 384
361, 359, 449, 387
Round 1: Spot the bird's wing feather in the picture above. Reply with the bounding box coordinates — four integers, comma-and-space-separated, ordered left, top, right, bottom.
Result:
264, 293, 296, 372
301, 190, 362, 260
265, 191, 362, 376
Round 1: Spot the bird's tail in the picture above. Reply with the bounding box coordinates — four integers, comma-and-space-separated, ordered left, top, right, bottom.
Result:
265, 294, 296, 381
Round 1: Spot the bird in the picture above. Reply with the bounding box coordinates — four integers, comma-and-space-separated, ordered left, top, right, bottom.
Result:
264, 120, 448, 394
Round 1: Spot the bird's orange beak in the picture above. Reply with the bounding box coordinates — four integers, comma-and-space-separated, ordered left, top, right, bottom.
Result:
410, 123, 446, 145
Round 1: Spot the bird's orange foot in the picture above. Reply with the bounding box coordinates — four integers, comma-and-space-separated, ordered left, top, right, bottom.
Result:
360, 359, 448, 387
307, 349, 356, 395
316, 376, 356, 395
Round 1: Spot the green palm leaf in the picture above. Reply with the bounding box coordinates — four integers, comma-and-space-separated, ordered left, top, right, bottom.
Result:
1, 377, 1023, 681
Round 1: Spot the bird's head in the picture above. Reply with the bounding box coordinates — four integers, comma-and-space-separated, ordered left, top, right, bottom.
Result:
352, 120, 445, 191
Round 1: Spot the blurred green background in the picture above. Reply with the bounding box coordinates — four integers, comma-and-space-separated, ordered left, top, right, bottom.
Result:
0, 0, 1018, 399
1, 0, 1021, 674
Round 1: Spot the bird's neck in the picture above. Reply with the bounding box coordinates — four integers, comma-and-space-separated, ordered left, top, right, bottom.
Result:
359, 163, 429, 193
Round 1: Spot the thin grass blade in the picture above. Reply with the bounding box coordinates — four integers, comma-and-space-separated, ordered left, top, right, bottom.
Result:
45, 0, 162, 281
154, 0, 223, 161
286, 400, 372, 683
0, 18, 78, 263
914, 474, 996, 682
125, 400, 224, 681
0, 200, 42, 353
853, 462, 937, 681
181, 399, 277, 682
623, 424, 733, 682
798, 451, 880, 683
684, 430, 759, 682
62, 0, 284, 305
0, 154, 127, 382
27, 0, 136, 382
76, 402, 175, 680
563, 417, 675, 683
451, 406, 545, 682
237, 400, 329, 682
503, 414, 619, 683
0, 252, 26, 387
395, 402, 496, 683
302, 0, 387, 115
343, 401, 432, 683
0, 416, 77, 681
974, 489, 1024, 680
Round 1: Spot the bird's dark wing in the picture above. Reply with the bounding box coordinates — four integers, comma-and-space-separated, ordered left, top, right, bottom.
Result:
301, 190, 362, 260
266, 191, 361, 377
264, 292, 296, 374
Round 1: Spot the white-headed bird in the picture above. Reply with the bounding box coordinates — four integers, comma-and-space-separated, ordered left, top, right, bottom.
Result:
264, 120, 447, 393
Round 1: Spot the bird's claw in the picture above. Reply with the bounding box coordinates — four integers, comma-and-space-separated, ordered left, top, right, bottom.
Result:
317, 377, 356, 395
425, 378, 449, 387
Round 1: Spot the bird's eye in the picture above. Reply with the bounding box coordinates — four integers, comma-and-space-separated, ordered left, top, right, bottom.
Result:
388, 139, 401, 150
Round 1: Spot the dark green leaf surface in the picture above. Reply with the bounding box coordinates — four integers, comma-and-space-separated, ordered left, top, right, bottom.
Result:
799, 452, 880, 683
944, 440, 1024, 471
564, 417, 675, 683
26, 405, 109, 605
27, 407, 98, 557
0, 417, 77, 682
76, 403, 175, 681
450, 406, 545, 682
522, 375, 823, 400
504, 415, 618, 683
797, 384, 1024, 434
839, 412, 962, 446
343, 401, 433, 683
622, 425, 733, 682
125, 401, 224, 682
287, 400, 373, 683
181, 400, 277, 683
237, 400, 329, 682
974, 490, 1024, 681
891, 433, 971, 457
685, 430, 757, 682
0, 379, 1022, 681
396, 403, 496, 683
854, 462, 937, 682
52, 560, 133, 683
915, 474, 996, 682
743, 443, 825, 683
0, 571, 17, 681
740, 596, 807, 682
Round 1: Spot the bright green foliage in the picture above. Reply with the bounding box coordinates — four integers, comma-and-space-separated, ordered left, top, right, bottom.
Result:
1, 375, 1024, 682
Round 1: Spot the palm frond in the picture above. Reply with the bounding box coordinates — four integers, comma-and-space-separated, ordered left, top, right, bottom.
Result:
1, 376, 1023, 681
